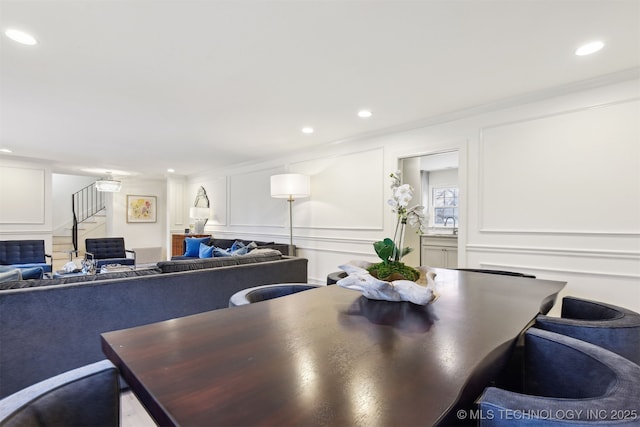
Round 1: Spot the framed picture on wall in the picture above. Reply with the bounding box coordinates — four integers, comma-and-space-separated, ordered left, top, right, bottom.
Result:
126, 195, 157, 223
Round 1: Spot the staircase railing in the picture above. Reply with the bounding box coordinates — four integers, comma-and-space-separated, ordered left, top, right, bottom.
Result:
72, 182, 106, 252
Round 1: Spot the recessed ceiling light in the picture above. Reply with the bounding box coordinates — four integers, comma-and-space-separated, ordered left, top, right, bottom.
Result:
358, 110, 372, 118
5, 29, 37, 46
0, 148, 13, 153
575, 41, 604, 56
301, 127, 314, 134
167, 168, 175, 173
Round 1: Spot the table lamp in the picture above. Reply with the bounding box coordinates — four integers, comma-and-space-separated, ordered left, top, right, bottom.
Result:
270, 174, 310, 255
189, 206, 211, 234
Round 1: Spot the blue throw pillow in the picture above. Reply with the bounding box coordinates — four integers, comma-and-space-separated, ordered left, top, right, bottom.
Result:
232, 241, 258, 256
184, 237, 210, 257
230, 240, 245, 252
232, 246, 249, 256
212, 246, 231, 257
199, 243, 214, 258
19, 266, 44, 280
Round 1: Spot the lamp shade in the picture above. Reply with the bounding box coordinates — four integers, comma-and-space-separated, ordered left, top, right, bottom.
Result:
270, 174, 310, 199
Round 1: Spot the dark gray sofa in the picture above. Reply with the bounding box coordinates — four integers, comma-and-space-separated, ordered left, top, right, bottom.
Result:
172, 237, 293, 258
0, 251, 308, 398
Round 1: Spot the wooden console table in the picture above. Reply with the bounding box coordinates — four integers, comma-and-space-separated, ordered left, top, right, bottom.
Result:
102, 269, 565, 426
170, 234, 210, 256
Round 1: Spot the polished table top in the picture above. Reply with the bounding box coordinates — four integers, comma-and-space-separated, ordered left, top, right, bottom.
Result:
101, 269, 565, 426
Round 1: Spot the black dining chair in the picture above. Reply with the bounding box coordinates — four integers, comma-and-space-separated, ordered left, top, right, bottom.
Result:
456, 268, 536, 278
535, 296, 640, 365
229, 283, 321, 307
326, 271, 347, 285
477, 327, 640, 426
0, 360, 120, 427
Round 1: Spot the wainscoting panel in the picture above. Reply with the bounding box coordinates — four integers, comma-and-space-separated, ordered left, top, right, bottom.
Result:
466, 245, 640, 312
0, 166, 45, 224
291, 147, 384, 230
170, 179, 185, 228
229, 167, 284, 227
478, 98, 639, 235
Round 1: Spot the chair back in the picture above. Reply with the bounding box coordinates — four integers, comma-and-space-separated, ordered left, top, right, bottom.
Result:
85, 238, 127, 259
0, 360, 120, 427
536, 297, 640, 365
229, 283, 321, 307
0, 240, 46, 265
456, 268, 536, 278
478, 328, 640, 426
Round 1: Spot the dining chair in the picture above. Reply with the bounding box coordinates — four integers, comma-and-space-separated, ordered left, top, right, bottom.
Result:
0, 360, 120, 427
456, 268, 536, 278
535, 296, 640, 365
477, 327, 640, 426
229, 283, 321, 307
326, 271, 347, 285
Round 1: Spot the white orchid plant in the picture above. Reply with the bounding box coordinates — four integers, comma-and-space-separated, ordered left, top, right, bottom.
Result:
368, 171, 428, 281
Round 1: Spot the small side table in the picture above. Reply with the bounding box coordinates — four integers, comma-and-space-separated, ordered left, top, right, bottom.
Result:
171, 234, 211, 257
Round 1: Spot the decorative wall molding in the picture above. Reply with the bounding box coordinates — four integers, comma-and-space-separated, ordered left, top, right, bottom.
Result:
479, 262, 640, 280
299, 246, 375, 258
466, 244, 640, 259
291, 147, 385, 231
213, 230, 377, 247
481, 97, 639, 133
229, 166, 282, 227
171, 181, 185, 227
476, 229, 640, 236
314, 69, 640, 150
0, 166, 46, 224
0, 230, 53, 236
477, 97, 639, 234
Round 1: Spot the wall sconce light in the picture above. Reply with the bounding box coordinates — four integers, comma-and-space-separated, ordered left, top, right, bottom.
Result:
270, 173, 310, 255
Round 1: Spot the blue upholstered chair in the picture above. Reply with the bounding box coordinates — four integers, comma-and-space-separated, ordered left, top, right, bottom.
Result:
229, 283, 321, 307
0, 240, 52, 273
535, 297, 640, 365
477, 328, 640, 426
85, 237, 136, 268
0, 360, 120, 427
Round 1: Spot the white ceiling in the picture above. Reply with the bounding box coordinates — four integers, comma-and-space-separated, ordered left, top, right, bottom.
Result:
1, 0, 639, 178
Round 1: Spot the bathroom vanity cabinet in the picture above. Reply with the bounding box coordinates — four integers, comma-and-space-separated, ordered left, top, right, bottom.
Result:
421, 235, 458, 269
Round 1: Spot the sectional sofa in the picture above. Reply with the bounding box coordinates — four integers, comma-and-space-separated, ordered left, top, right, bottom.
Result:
172, 237, 293, 259
0, 249, 308, 398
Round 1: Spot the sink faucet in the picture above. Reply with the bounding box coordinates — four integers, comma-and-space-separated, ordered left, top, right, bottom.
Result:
444, 217, 458, 235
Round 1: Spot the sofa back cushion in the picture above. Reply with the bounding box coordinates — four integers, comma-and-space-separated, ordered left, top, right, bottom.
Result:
0, 267, 162, 290
157, 249, 282, 273
0, 240, 46, 265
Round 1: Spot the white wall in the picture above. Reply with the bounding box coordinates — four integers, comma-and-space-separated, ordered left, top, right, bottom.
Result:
51, 173, 98, 234
177, 76, 640, 312
108, 178, 168, 261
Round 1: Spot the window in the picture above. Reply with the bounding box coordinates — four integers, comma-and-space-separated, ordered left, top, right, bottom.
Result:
433, 187, 458, 226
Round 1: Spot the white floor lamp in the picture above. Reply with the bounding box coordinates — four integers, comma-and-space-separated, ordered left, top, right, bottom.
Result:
270, 174, 310, 256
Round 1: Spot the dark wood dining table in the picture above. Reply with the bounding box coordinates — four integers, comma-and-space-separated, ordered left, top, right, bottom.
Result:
101, 268, 565, 426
